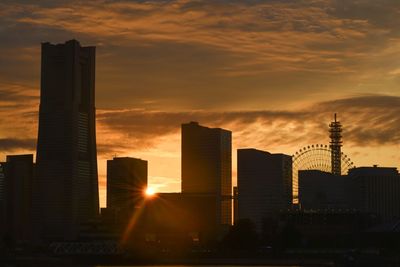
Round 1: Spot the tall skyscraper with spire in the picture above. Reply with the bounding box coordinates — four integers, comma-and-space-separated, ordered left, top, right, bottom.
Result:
34, 40, 99, 241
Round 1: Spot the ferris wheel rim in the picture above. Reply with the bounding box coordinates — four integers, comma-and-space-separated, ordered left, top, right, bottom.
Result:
292, 143, 355, 201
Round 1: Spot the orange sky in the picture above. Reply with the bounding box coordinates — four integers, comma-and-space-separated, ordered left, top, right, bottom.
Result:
0, 0, 399, 207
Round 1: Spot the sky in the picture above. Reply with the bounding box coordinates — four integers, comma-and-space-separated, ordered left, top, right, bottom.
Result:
0, 0, 399, 207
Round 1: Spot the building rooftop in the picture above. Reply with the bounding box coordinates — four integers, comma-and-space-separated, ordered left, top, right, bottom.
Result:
348, 166, 399, 176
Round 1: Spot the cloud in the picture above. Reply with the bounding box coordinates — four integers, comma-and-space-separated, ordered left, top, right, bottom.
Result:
96, 95, 400, 157
0, 0, 399, 111
0, 138, 36, 151
0, 83, 38, 103
1, 93, 398, 202
316, 95, 400, 146
389, 68, 400, 76
1, 1, 398, 75
0, 83, 39, 150
148, 175, 181, 192
6, 0, 378, 70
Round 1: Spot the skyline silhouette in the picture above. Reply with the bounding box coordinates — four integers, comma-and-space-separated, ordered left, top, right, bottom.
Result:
3, 39, 399, 223
0, 1, 400, 209
1, 2, 400, 260
0, 24, 400, 264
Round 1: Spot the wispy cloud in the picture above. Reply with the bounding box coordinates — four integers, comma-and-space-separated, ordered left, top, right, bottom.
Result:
2, 0, 399, 76
1, 93, 398, 204
0, 83, 38, 148
0, 1, 399, 111
0, 138, 36, 151
96, 95, 400, 156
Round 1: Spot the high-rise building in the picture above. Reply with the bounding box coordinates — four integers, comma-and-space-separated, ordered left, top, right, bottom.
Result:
0, 162, 6, 240
107, 157, 148, 215
34, 40, 99, 241
349, 166, 400, 222
238, 149, 292, 231
181, 121, 232, 227
3, 154, 34, 242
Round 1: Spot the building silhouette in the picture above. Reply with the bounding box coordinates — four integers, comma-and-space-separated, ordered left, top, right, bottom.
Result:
298, 170, 351, 210
181, 121, 232, 227
107, 157, 147, 218
34, 40, 99, 241
237, 149, 292, 231
349, 166, 400, 222
2, 155, 34, 243
0, 162, 4, 239
142, 193, 218, 246
298, 166, 400, 223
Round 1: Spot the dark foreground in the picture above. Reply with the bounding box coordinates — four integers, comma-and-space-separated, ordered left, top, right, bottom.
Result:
2, 250, 400, 267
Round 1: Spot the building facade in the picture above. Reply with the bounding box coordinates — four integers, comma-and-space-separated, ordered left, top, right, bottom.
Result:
181, 121, 232, 227
349, 166, 400, 222
34, 40, 99, 241
141, 193, 218, 245
0, 162, 4, 239
2, 155, 34, 243
237, 149, 292, 231
107, 157, 148, 217
298, 170, 352, 210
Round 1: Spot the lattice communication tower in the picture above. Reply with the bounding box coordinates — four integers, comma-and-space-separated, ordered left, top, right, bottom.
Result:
291, 114, 354, 203
329, 113, 342, 176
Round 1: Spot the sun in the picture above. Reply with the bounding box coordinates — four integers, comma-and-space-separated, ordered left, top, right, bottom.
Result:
145, 187, 156, 197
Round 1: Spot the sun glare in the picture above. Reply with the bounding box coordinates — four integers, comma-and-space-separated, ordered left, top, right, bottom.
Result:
145, 187, 155, 197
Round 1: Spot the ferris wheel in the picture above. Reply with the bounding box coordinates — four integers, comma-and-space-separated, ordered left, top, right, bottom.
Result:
292, 144, 354, 202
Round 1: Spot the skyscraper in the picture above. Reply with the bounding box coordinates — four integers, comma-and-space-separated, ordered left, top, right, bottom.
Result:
181, 121, 232, 227
34, 40, 99, 241
107, 157, 148, 215
238, 149, 292, 231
